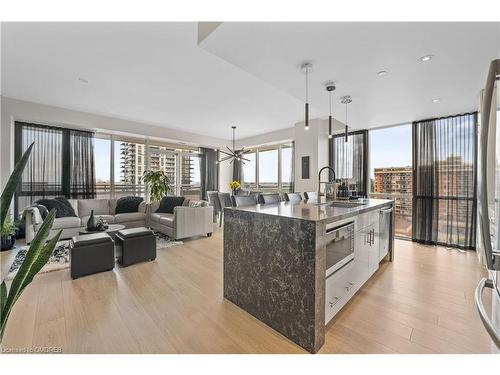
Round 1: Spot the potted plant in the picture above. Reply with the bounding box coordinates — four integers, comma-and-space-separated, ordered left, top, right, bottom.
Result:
142, 170, 172, 202
229, 180, 241, 196
1, 216, 18, 251
1, 143, 61, 343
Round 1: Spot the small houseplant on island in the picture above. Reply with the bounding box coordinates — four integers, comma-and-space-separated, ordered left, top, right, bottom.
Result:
0, 143, 61, 344
229, 180, 241, 196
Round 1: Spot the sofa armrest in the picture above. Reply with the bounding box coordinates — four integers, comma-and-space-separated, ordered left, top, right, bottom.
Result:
24, 206, 43, 243
25, 206, 43, 226
173, 205, 213, 239
138, 201, 147, 213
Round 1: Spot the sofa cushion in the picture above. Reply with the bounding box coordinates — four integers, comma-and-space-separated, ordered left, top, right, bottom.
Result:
78, 199, 110, 217
115, 196, 144, 214
150, 212, 174, 224
35, 198, 77, 218
51, 216, 82, 230
159, 215, 175, 228
114, 212, 146, 224
80, 214, 115, 225
156, 196, 185, 214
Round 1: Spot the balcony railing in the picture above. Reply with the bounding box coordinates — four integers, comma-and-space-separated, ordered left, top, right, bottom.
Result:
369, 192, 412, 238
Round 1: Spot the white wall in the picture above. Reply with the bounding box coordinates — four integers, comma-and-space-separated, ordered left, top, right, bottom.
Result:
0, 96, 229, 190
294, 117, 344, 193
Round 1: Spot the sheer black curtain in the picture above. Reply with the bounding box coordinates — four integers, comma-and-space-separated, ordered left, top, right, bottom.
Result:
412, 113, 477, 250
232, 159, 242, 183
329, 130, 369, 197
199, 147, 219, 199
14, 122, 96, 214
69, 129, 96, 199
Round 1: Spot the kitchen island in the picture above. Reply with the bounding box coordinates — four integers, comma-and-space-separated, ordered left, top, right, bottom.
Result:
223, 198, 394, 353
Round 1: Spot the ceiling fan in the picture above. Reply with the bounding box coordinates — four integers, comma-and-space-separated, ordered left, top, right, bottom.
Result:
216, 126, 252, 164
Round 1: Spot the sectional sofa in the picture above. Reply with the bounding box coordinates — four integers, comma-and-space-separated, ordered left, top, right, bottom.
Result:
24, 197, 213, 243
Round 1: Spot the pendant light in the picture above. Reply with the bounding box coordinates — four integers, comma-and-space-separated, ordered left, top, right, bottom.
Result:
341, 95, 352, 142
325, 82, 336, 139
215, 126, 251, 165
301, 62, 313, 131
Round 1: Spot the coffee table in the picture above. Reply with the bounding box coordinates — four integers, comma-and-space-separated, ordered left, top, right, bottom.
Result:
78, 224, 126, 238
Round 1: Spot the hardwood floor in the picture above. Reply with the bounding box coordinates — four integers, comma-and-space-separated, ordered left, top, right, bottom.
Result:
1, 226, 498, 354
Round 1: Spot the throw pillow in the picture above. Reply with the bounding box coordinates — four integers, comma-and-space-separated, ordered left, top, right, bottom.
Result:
188, 200, 205, 207
32, 204, 49, 220
35, 198, 77, 218
156, 196, 185, 214
115, 196, 144, 214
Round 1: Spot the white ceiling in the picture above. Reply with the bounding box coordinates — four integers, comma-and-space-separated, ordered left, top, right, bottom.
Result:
2, 22, 499, 142
201, 22, 500, 130
1, 22, 304, 140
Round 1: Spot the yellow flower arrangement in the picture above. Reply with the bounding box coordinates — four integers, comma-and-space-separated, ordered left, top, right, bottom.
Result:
229, 180, 241, 191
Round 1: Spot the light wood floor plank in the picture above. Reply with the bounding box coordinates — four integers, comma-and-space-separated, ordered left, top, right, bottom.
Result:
1, 226, 498, 354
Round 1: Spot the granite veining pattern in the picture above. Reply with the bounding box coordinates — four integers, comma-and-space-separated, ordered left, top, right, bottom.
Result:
223, 209, 325, 353
223, 198, 393, 353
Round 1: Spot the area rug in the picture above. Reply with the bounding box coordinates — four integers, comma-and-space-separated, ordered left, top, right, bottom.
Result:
5, 231, 182, 280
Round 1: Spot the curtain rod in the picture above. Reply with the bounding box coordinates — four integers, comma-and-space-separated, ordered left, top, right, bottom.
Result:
413, 111, 478, 124
15, 120, 95, 135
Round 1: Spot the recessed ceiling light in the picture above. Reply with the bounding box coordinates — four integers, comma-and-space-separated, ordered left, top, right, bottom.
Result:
78, 77, 89, 84
419, 54, 434, 63
377, 70, 388, 77
432, 98, 441, 103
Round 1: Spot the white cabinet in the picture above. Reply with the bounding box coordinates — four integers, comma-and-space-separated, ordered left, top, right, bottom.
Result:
325, 260, 356, 323
324, 206, 392, 324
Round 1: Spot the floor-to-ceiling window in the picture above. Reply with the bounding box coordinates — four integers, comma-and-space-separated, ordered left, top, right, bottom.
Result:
242, 152, 257, 189
94, 137, 111, 198
240, 142, 293, 193
369, 124, 413, 238
114, 140, 146, 198
258, 147, 279, 191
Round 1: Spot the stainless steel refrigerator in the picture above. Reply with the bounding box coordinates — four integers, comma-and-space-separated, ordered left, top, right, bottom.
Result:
477, 58, 500, 349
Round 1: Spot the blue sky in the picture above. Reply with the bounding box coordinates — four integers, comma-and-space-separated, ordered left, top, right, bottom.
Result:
369, 124, 412, 177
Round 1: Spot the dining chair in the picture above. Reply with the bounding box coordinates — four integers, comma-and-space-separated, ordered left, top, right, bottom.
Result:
284, 192, 303, 203
304, 191, 318, 200
207, 191, 222, 223
232, 195, 258, 207
258, 193, 281, 204
217, 192, 234, 227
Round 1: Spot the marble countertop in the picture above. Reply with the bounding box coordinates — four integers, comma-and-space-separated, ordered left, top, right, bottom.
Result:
227, 198, 393, 222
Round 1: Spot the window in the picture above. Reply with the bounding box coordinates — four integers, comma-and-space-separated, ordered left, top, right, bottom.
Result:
331, 131, 367, 195
114, 140, 146, 198
281, 143, 293, 191
242, 152, 256, 188
258, 148, 279, 191
369, 124, 412, 238
94, 137, 111, 198
239, 143, 293, 193
181, 154, 201, 200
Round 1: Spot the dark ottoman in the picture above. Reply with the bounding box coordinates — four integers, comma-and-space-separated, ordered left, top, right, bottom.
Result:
115, 227, 156, 267
70, 232, 114, 279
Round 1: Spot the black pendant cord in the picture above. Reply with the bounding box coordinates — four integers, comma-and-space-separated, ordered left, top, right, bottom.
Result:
344, 102, 348, 143
305, 66, 309, 129
328, 89, 332, 138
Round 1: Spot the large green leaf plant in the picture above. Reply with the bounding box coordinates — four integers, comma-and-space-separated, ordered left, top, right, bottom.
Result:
0, 143, 62, 342
142, 170, 171, 202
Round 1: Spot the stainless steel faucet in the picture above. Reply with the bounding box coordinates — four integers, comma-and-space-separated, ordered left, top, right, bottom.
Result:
318, 166, 336, 200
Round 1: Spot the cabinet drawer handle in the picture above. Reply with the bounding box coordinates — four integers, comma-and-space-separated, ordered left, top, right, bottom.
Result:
329, 297, 339, 307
